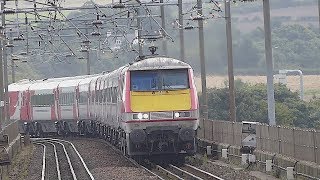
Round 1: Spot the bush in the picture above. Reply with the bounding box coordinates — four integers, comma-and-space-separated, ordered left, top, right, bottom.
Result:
201, 80, 318, 128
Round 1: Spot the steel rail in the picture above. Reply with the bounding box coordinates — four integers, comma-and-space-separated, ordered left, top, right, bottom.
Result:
87, 138, 163, 180
168, 164, 203, 180
34, 139, 78, 180
34, 140, 78, 180
34, 138, 95, 180
49, 138, 95, 180
127, 158, 165, 180
47, 142, 62, 180
34, 143, 46, 180
184, 164, 225, 180
51, 140, 78, 180
155, 165, 183, 180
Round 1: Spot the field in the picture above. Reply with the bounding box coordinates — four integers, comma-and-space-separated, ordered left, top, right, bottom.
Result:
194, 75, 320, 100
234, 5, 319, 32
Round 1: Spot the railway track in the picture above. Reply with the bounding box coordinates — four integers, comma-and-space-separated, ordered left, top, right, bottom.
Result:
83, 137, 224, 180
32, 137, 225, 180
32, 138, 95, 180
150, 163, 225, 180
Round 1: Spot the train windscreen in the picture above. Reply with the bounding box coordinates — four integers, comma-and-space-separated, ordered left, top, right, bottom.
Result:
130, 69, 189, 91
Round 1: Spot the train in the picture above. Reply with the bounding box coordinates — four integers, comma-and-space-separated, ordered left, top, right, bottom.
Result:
8, 57, 199, 159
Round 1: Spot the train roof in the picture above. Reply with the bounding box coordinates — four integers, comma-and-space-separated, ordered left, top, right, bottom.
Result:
43, 74, 95, 82
8, 80, 34, 91
9, 57, 190, 92
28, 80, 62, 91
78, 76, 98, 86
58, 78, 83, 88
128, 57, 190, 71
22, 74, 99, 91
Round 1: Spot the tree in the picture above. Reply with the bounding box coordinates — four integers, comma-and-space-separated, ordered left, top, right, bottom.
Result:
204, 80, 318, 128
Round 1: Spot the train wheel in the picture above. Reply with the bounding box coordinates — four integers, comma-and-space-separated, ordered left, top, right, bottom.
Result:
29, 123, 36, 137
85, 123, 90, 137
77, 121, 84, 136
122, 138, 128, 156
35, 123, 43, 138
63, 121, 70, 137
107, 127, 111, 142
110, 129, 114, 144
98, 124, 103, 138
115, 130, 120, 148
57, 126, 63, 136
103, 126, 107, 140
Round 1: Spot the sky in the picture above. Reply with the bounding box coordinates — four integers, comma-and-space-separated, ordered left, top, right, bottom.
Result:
4, 0, 112, 8
4, 0, 197, 8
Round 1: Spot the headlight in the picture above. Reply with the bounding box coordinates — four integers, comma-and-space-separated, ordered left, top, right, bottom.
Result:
143, 113, 149, 119
174, 111, 191, 118
133, 113, 149, 120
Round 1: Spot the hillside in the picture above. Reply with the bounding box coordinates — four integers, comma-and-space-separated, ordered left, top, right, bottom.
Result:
234, 5, 319, 32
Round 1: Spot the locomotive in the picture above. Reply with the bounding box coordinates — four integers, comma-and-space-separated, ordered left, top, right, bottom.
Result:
8, 57, 199, 158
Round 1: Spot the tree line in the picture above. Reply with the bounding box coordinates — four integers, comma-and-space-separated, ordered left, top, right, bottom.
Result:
201, 80, 320, 129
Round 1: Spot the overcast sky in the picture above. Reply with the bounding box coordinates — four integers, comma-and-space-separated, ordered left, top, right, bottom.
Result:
5, 0, 112, 8
4, 0, 198, 8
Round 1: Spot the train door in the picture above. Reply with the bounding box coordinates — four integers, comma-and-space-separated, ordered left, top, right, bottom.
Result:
9, 91, 20, 120
75, 86, 80, 121
52, 88, 58, 121
56, 87, 61, 120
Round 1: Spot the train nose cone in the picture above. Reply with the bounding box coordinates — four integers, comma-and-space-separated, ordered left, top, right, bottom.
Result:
179, 128, 195, 141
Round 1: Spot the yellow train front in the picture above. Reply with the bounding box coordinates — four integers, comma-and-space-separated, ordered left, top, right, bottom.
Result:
121, 57, 199, 158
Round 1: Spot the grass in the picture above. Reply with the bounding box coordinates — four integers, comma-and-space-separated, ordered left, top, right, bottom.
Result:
3, 144, 34, 180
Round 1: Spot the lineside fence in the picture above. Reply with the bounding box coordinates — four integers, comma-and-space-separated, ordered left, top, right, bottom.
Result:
0, 120, 22, 158
198, 119, 320, 164
0, 120, 24, 178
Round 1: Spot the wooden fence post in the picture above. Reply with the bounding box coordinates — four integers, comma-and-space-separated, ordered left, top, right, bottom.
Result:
292, 128, 296, 158
313, 130, 317, 163
232, 122, 235, 145
278, 126, 281, 154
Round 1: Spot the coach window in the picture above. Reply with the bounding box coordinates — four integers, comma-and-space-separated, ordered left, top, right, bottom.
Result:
68, 93, 74, 105
110, 88, 113, 103
100, 89, 104, 103
99, 90, 102, 103
60, 94, 63, 105
109, 88, 113, 103
102, 89, 106, 103
31, 95, 36, 106
95, 90, 99, 103
106, 88, 110, 103
60, 93, 73, 106
46, 94, 54, 106
79, 92, 86, 104
111, 87, 116, 103
22, 95, 25, 106
31, 94, 54, 106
